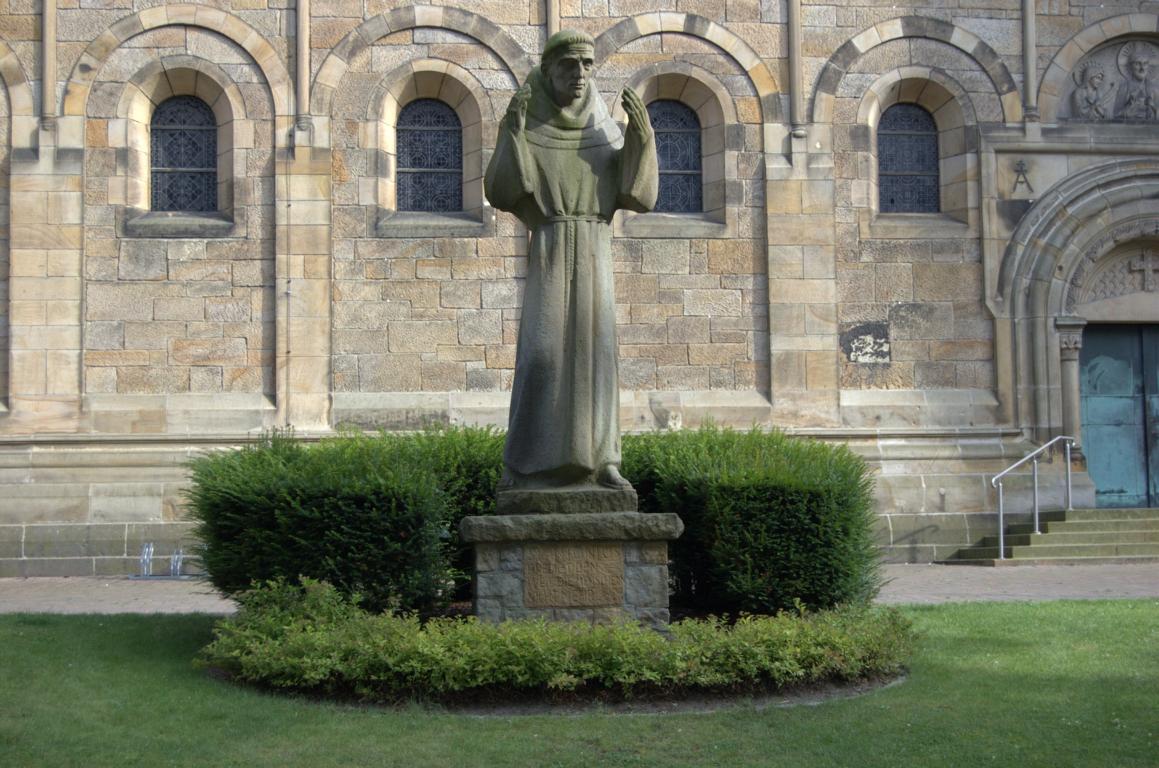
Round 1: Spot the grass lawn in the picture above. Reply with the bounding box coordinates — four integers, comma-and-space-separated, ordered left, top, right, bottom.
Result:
1, 600, 1154, 768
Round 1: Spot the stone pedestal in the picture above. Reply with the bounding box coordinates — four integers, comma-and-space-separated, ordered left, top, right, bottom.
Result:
459, 511, 684, 629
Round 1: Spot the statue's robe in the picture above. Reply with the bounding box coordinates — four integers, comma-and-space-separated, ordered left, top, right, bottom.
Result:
484, 70, 658, 486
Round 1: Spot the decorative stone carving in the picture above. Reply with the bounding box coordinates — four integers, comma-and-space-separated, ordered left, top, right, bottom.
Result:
1114, 41, 1159, 121
1063, 40, 1159, 122
1070, 61, 1115, 121
1129, 249, 1159, 292
1071, 246, 1159, 309
1058, 328, 1084, 362
1065, 220, 1159, 311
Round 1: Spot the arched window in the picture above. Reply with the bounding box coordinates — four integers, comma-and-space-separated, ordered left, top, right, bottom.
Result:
396, 99, 462, 212
151, 96, 217, 212
648, 100, 702, 213
877, 104, 939, 213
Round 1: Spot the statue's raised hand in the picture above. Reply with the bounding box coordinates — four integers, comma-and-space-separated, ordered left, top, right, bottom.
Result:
506, 85, 532, 135
621, 88, 651, 141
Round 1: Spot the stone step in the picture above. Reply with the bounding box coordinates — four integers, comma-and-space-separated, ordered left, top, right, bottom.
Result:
950, 542, 1159, 560
1008, 519, 1159, 534
980, 530, 1159, 547
1039, 508, 1159, 522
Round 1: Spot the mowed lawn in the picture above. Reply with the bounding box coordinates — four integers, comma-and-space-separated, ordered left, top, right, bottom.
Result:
1, 600, 1154, 768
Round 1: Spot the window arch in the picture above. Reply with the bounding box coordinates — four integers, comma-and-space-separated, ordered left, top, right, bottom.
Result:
877, 104, 940, 213
151, 96, 217, 213
648, 100, 702, 213
396, 99, 463, 213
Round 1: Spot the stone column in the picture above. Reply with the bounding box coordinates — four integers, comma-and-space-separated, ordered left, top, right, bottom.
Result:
41, 0, 56, 130
296, 0, 310, 133
544, 0, 559, 38
1056, 316, 1086, 453
1021, 0, 1038, 121
787, 0, 804, 134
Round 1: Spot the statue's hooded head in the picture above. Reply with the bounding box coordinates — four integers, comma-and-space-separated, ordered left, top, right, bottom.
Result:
541, 29, 596, 108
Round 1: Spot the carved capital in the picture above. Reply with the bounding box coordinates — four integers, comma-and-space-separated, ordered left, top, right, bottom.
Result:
1055, 315, 1086, 361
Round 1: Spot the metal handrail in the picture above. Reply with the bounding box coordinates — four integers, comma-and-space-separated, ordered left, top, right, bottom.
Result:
990, 435, 1075, 560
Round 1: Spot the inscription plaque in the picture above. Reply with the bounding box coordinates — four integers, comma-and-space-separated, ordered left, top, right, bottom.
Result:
524, 542, 624, 608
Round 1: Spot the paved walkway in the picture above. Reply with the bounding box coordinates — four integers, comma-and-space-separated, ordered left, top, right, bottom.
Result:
0, 563, 1157, 614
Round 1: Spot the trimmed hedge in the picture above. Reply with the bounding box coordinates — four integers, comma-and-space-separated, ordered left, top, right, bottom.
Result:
188, 426, 879, 615
199, 579, 914, 704
623, 429, 880, 613
187, 430, 488, 615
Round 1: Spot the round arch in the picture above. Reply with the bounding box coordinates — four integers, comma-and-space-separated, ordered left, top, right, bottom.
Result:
61, 5, 292, 119
1037, 14, 1159, 121
113, 55, 257, 215
594, 13, 781, 124
365, 58, 494, 217
812, 15, 1021, 125
312, 5, 531, 116
855, 66, 977, 128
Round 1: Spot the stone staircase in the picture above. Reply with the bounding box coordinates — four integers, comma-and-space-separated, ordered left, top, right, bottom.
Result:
942, 507, 1159, 566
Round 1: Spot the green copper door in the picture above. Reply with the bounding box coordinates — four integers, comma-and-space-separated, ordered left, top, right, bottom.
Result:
1080, 325, 1159, 508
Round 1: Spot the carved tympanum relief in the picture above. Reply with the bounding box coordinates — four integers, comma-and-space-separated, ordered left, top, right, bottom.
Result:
1066, 239, 1159, 312
1064, 40, 1159, 122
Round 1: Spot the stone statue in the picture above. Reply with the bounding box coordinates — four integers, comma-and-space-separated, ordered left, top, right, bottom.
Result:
1070, 60, 1114, 120
1114, 41, 1158, 121
484, 30, 658, 493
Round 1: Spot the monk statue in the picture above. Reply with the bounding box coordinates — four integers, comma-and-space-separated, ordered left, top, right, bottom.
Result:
485, 30, 658, 493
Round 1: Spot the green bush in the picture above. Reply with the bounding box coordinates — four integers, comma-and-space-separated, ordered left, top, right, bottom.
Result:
199, 579, 914, 704
188, 426, 877, 616
623, 428, 880, 613
187, 431, 460, 614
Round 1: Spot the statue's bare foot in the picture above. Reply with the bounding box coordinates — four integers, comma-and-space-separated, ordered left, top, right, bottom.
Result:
596, 464, 631, 489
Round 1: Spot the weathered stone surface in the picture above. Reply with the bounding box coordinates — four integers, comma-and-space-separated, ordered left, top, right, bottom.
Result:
460, 512, 684, 543
523, 542, 624, 608
169, 339, 247, 367
118, 242, 167, 281
624, 563, 668, 608
495, 487, 639, 516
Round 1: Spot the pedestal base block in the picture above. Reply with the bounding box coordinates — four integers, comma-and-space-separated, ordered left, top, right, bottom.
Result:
460, 511, 683, 629
496, 486, 638, 515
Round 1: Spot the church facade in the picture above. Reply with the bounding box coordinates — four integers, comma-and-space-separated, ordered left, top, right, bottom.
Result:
0, 0, 1156, 575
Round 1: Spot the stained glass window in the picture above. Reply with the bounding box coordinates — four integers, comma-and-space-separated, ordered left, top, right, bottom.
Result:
397, 99, 462, 212
151, 96, 217, 212
877, 104, 939, 213
648, 100, 702, 213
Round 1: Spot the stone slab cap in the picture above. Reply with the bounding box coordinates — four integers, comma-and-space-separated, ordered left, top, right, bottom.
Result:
496, 486, 638, 515
459, 512, 683, 543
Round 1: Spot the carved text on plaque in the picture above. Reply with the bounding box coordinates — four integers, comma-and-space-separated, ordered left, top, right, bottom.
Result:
523, 542, 624, 608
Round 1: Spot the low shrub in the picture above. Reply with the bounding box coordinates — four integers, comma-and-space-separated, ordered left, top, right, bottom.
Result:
199, 579, 915, 704
188, 426, 877, 616
186, 431, 459, 615
623, 428, 880, 613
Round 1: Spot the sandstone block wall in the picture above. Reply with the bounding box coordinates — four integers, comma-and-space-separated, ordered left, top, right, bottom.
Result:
0, 0, 1152, 570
